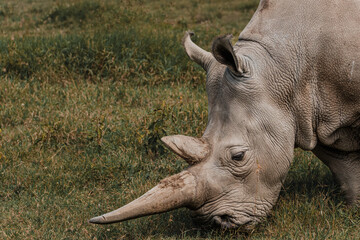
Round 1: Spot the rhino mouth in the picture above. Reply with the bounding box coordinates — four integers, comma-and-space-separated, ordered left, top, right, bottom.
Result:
192, 211, 258, 229
212, 215, 240, 228
212, 214, 257, 229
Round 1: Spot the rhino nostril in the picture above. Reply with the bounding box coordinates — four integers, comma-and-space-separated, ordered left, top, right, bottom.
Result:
220, 214, 230, 221
213, 215, 236, 228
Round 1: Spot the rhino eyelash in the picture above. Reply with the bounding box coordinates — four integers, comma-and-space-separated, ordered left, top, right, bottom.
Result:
231, 151, 245, 161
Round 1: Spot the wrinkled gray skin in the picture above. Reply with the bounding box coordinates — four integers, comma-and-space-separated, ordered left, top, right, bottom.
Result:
90, 0, 360, 228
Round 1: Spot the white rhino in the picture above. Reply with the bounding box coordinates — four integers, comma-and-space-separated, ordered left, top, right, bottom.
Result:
90, 0, 360, 228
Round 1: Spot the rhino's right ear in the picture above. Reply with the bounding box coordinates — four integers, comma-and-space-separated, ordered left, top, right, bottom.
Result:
161, 135, 210, 165
183, 31, 215, 72
212, 34, 247, 75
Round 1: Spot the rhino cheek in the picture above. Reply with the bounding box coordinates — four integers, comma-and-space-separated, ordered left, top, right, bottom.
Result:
189, 142, 290, 227
187, 162, 275, 227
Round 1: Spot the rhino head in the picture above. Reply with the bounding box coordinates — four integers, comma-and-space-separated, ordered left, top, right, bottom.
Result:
89, 31, 296, 228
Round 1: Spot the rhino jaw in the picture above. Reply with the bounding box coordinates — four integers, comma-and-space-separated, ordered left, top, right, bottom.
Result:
89, 171, 200, 224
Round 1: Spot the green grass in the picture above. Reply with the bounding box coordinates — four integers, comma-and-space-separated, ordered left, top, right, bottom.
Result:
1, 0, 359, 239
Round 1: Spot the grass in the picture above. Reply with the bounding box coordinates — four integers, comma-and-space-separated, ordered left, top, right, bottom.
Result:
0, 0, 359, 239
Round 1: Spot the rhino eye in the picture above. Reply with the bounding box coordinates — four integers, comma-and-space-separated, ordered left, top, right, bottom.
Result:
232, 152, 245, 161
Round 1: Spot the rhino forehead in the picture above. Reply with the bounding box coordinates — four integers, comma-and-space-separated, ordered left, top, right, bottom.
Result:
207, 73, 265, 116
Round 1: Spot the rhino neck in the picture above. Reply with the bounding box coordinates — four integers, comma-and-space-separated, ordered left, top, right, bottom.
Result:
237, 0, 326, 151
240, 0, 360, 151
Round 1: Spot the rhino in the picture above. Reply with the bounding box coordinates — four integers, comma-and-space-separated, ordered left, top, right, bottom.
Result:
90, 0, 360, 228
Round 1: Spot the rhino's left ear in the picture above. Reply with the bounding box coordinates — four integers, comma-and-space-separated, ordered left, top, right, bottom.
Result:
183, 31, 215, 72
212, 34, 246, 75
161, 135, 210, 165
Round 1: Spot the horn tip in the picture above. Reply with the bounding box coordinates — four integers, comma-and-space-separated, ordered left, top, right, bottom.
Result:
161, 135, 176, 145
161, 136, 174, 150
89, 215, 106, 224
160, 135, 170, 142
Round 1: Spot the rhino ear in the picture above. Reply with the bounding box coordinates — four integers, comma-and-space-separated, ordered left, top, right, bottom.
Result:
212, 34, 245, 75
183, 31, 215, 72
161, 135, 210, 165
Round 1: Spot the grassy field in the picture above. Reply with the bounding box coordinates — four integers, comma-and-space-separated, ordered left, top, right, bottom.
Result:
0, 0, 359, 239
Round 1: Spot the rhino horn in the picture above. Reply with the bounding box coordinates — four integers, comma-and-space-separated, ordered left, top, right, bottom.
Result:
89, 171, 200, 224
212, 34, 247, 75
161, 135, 210, 165
183, 31, 215, 71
